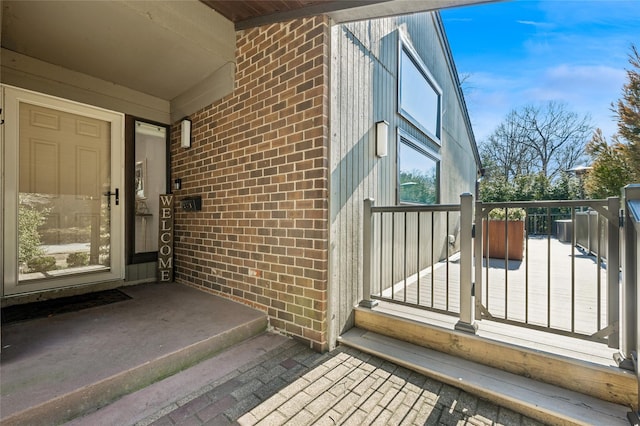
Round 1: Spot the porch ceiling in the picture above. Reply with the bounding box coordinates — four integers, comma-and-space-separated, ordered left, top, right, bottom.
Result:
1, 0, 492, 122
1, 0, 235, 101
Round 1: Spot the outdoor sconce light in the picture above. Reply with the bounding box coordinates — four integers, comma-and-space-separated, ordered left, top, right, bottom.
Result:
376, 120, 389, 158
180, 119, 191, 148
174, 178, 182, 190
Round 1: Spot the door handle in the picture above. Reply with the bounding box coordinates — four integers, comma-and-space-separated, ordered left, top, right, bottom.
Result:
104, 188, 120, 206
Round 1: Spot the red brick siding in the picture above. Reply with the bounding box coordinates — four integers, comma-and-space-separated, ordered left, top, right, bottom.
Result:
170, 16, 330, 352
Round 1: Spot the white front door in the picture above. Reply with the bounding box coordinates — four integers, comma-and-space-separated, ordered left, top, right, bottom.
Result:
2, 86, 124, 295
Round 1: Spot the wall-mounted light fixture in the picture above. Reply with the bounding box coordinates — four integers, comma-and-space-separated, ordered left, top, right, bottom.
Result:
174, 178, 182, 190
180, 119, 191, 148
376, 120, 389, 158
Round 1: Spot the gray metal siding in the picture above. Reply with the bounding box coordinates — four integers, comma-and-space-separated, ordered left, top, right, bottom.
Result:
329, 12, 478, 344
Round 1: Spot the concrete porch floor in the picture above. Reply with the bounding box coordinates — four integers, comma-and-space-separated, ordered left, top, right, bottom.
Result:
1, 282, 635, 425
0, 282, 268, 425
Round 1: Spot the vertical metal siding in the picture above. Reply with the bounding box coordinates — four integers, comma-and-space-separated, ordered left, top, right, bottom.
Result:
329, 13, 478, 343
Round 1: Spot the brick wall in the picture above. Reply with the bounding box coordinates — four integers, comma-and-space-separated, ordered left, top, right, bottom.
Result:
170, 16, 330, 352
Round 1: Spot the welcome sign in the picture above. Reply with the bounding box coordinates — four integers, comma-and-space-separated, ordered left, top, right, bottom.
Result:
158, 194, 174, 282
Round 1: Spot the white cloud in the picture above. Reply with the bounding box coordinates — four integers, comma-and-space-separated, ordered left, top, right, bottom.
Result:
522, 64, 626, 138
523, 65, 624, 104
461, 64, 626, 142
544, 64, 625, 91
517, 20, 553, 28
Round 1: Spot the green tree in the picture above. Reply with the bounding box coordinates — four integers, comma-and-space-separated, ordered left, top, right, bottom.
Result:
584, 45, 640, 197
480, 172, 580, 203
18, 195, 48, 265
399, 170, 437, 204
550, 171, 583, 200
584, 130, 634, 198
478, 174, 514, 202
616, 44, 640, 165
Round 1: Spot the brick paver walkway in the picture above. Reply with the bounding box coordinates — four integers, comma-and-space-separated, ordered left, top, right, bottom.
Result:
138, 339, 544, 426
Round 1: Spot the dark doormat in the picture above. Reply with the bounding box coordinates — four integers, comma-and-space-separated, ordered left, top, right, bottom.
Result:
1, 289, 132, 325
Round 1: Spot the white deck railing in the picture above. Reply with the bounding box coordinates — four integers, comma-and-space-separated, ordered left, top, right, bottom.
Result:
361, 188, 639, 376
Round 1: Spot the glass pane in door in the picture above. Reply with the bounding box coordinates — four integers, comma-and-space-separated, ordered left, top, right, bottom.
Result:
18, 102, 112, 281
134, 121, 167, 254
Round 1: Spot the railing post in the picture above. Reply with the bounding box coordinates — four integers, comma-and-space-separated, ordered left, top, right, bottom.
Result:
456, 193, 477, 334
360, 198, 378, 309
630, 223, 640, 426
619, 187, 639, 366
622, 185, 640, 425
474, 200, 483, 320
608, 196, 621, 349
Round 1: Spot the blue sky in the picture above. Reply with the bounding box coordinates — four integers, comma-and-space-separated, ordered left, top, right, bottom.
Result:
441, 0, 639, 145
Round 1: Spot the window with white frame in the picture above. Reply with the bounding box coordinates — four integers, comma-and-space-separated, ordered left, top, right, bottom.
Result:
398, 130, 440, 205
398, 37, 442, 143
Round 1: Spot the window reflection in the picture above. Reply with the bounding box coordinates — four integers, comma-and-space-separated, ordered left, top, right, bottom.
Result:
399, 45, 442, 142
134, 121, 167, 254
398, 138, 439, 205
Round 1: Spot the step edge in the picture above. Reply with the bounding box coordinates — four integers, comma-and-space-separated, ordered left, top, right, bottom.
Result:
354, 306, 628, 377
353, 306, 637, 408
339, 328, 630, 426
1, 315, 268, 426
66, 331, 293, 426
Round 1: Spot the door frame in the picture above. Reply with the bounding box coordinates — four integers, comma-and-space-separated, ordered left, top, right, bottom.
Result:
1, 85, 125, 297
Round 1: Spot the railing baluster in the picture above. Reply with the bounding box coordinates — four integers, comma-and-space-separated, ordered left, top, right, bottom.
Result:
547, 206, 552, 328
525, 208, 529, 324
504, 207, 509, 320
485, 215, 490, 313
417, 212, 421, 306
391, 211, 395, 301
571, 207, 576, 334
446, 211, 450, 312
595, 209, 601, 333
431, 211, 435, 308
403, 211, 408, 303
379, 212, 385, 296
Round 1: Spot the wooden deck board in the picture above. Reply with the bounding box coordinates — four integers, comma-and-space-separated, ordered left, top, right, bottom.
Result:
374, 236, 620, 366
